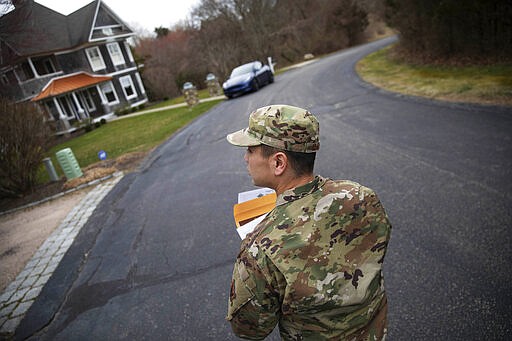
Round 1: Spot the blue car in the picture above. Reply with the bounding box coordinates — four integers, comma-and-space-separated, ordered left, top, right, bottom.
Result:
223, 61, 274, 99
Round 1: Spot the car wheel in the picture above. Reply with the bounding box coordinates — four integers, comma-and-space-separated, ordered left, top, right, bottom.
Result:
268, 73, 274, 84
251, 79, 259, 91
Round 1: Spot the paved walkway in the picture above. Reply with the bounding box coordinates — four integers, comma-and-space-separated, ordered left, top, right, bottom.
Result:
110, 95, 226, 121
0, 173, 123, 337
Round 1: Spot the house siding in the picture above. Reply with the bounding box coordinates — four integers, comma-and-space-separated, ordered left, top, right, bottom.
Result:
18, 73, 62, 101
0, 0, 148, 133
0, 72, 22, 100
56, 50, 90, 74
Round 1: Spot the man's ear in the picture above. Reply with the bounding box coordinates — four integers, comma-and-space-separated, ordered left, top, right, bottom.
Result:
272, 152, 288, 176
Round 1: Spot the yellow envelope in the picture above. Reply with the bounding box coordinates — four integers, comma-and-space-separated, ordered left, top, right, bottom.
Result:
233, 193, 277, 228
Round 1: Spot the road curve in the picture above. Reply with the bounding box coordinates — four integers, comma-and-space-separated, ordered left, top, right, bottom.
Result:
17, 37, 512, 340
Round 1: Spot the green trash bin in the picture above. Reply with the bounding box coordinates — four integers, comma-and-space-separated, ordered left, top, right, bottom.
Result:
56, 148, 83, 180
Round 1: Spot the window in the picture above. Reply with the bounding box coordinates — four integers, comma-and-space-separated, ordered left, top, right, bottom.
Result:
21, 61, 35, 80
124, 42, 134, 63
119, 75, 137, 100
85, 47, 106, 71
135, 72, 146, 94
101, 81, 119, 104
33, 56, 57, 75
44, 60, 56, 74
4, 70, 16, 84
107, 42, 125, 66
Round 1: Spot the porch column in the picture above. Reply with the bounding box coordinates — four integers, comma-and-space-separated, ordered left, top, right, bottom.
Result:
96, 84, 111, 115
53, 97, 71, 130
53, 97, 66, 119
27, 57, 40, 78
12, 67, 21, 84
71, 92, 85, 119
96, 85, 107, 104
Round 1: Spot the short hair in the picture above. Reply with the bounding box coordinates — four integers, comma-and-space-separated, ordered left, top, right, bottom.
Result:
260, 144, 315, 176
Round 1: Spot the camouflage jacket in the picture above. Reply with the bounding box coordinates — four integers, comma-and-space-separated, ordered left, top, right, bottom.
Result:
227, 176, 392, 340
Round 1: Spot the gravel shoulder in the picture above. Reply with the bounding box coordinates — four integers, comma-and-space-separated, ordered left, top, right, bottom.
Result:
0, 189, 89, 292
0, 151, 148, 292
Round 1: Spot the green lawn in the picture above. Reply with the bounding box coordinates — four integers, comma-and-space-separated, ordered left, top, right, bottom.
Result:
357, 47, 512, 106
42, 45, 511, 182
44, 99, 222, 179
145, 89, 217, 110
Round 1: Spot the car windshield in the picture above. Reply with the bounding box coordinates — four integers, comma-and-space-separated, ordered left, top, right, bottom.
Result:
230, 63, 254, 77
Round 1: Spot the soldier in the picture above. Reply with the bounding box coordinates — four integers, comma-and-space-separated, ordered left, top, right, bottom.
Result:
225, 104, 392, 340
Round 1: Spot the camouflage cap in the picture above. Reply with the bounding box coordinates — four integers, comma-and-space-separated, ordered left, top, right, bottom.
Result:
226, 105, 320, 153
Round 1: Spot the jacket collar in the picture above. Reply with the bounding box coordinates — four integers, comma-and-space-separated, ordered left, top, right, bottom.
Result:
276, 175, 325, 206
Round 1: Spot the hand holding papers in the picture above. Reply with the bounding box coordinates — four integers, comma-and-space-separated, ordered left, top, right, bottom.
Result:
233, 188, 276, 239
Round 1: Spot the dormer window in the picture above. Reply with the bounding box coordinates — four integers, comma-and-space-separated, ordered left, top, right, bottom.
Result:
85, 46, 106, 71
102, 27, 113, 36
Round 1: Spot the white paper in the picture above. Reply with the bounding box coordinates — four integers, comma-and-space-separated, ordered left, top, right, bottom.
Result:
237, 188, 275, 204
237, 213, 269, 239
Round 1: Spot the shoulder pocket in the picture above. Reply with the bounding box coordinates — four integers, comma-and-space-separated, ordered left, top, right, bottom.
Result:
227, 261, 257, 320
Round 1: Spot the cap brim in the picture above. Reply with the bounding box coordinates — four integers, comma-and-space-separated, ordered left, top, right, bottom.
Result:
226, 128, 261, 147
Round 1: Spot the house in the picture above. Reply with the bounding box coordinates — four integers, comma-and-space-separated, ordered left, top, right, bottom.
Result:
0, 0, 148, 134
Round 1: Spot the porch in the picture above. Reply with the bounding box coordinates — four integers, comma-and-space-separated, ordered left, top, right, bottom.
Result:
32, 72, 116, 134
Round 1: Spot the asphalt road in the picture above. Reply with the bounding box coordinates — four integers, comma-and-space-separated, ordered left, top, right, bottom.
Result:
17, 36, 512, 340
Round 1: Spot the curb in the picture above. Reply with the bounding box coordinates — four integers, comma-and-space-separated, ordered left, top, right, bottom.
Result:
0, 172, 124, 337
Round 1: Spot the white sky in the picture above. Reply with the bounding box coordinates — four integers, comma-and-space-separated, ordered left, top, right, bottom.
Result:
36, 0, 200, 35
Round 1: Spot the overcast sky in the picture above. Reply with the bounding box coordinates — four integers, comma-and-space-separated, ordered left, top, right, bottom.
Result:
36, 0, 200, 35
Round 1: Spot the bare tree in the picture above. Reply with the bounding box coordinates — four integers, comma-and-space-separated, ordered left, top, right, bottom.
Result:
385, 0, 512, 63
0, 97, 51, 198
134, 0, 372, 99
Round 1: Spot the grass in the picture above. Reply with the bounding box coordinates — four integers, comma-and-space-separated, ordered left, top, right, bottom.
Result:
356, 46, 512, 106
44, 99, 222, 179
41, 45, 510, 181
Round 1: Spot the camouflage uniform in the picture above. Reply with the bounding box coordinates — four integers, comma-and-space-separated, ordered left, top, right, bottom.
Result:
226, 105, 320, 153
226, 105, 392, 340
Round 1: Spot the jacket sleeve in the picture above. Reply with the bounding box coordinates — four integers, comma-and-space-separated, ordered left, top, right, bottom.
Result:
227, 245, 282, 340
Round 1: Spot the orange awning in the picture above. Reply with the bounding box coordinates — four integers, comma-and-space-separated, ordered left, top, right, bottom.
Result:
32, 72, 112, 101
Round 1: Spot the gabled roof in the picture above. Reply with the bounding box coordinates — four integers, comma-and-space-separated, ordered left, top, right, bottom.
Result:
0, 1, 70, 57
88, 1, 134, 41
0, 0, 134, 66
66, 1, 98, 45
31, 72, 112, 101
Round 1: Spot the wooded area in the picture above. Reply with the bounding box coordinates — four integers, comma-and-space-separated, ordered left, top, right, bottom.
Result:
134, 0, 511, 101
385, 0, 512, 64
134, 0, 374, 100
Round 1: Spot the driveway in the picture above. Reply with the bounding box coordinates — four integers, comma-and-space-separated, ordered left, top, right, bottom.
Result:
17, 37, 512, 340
